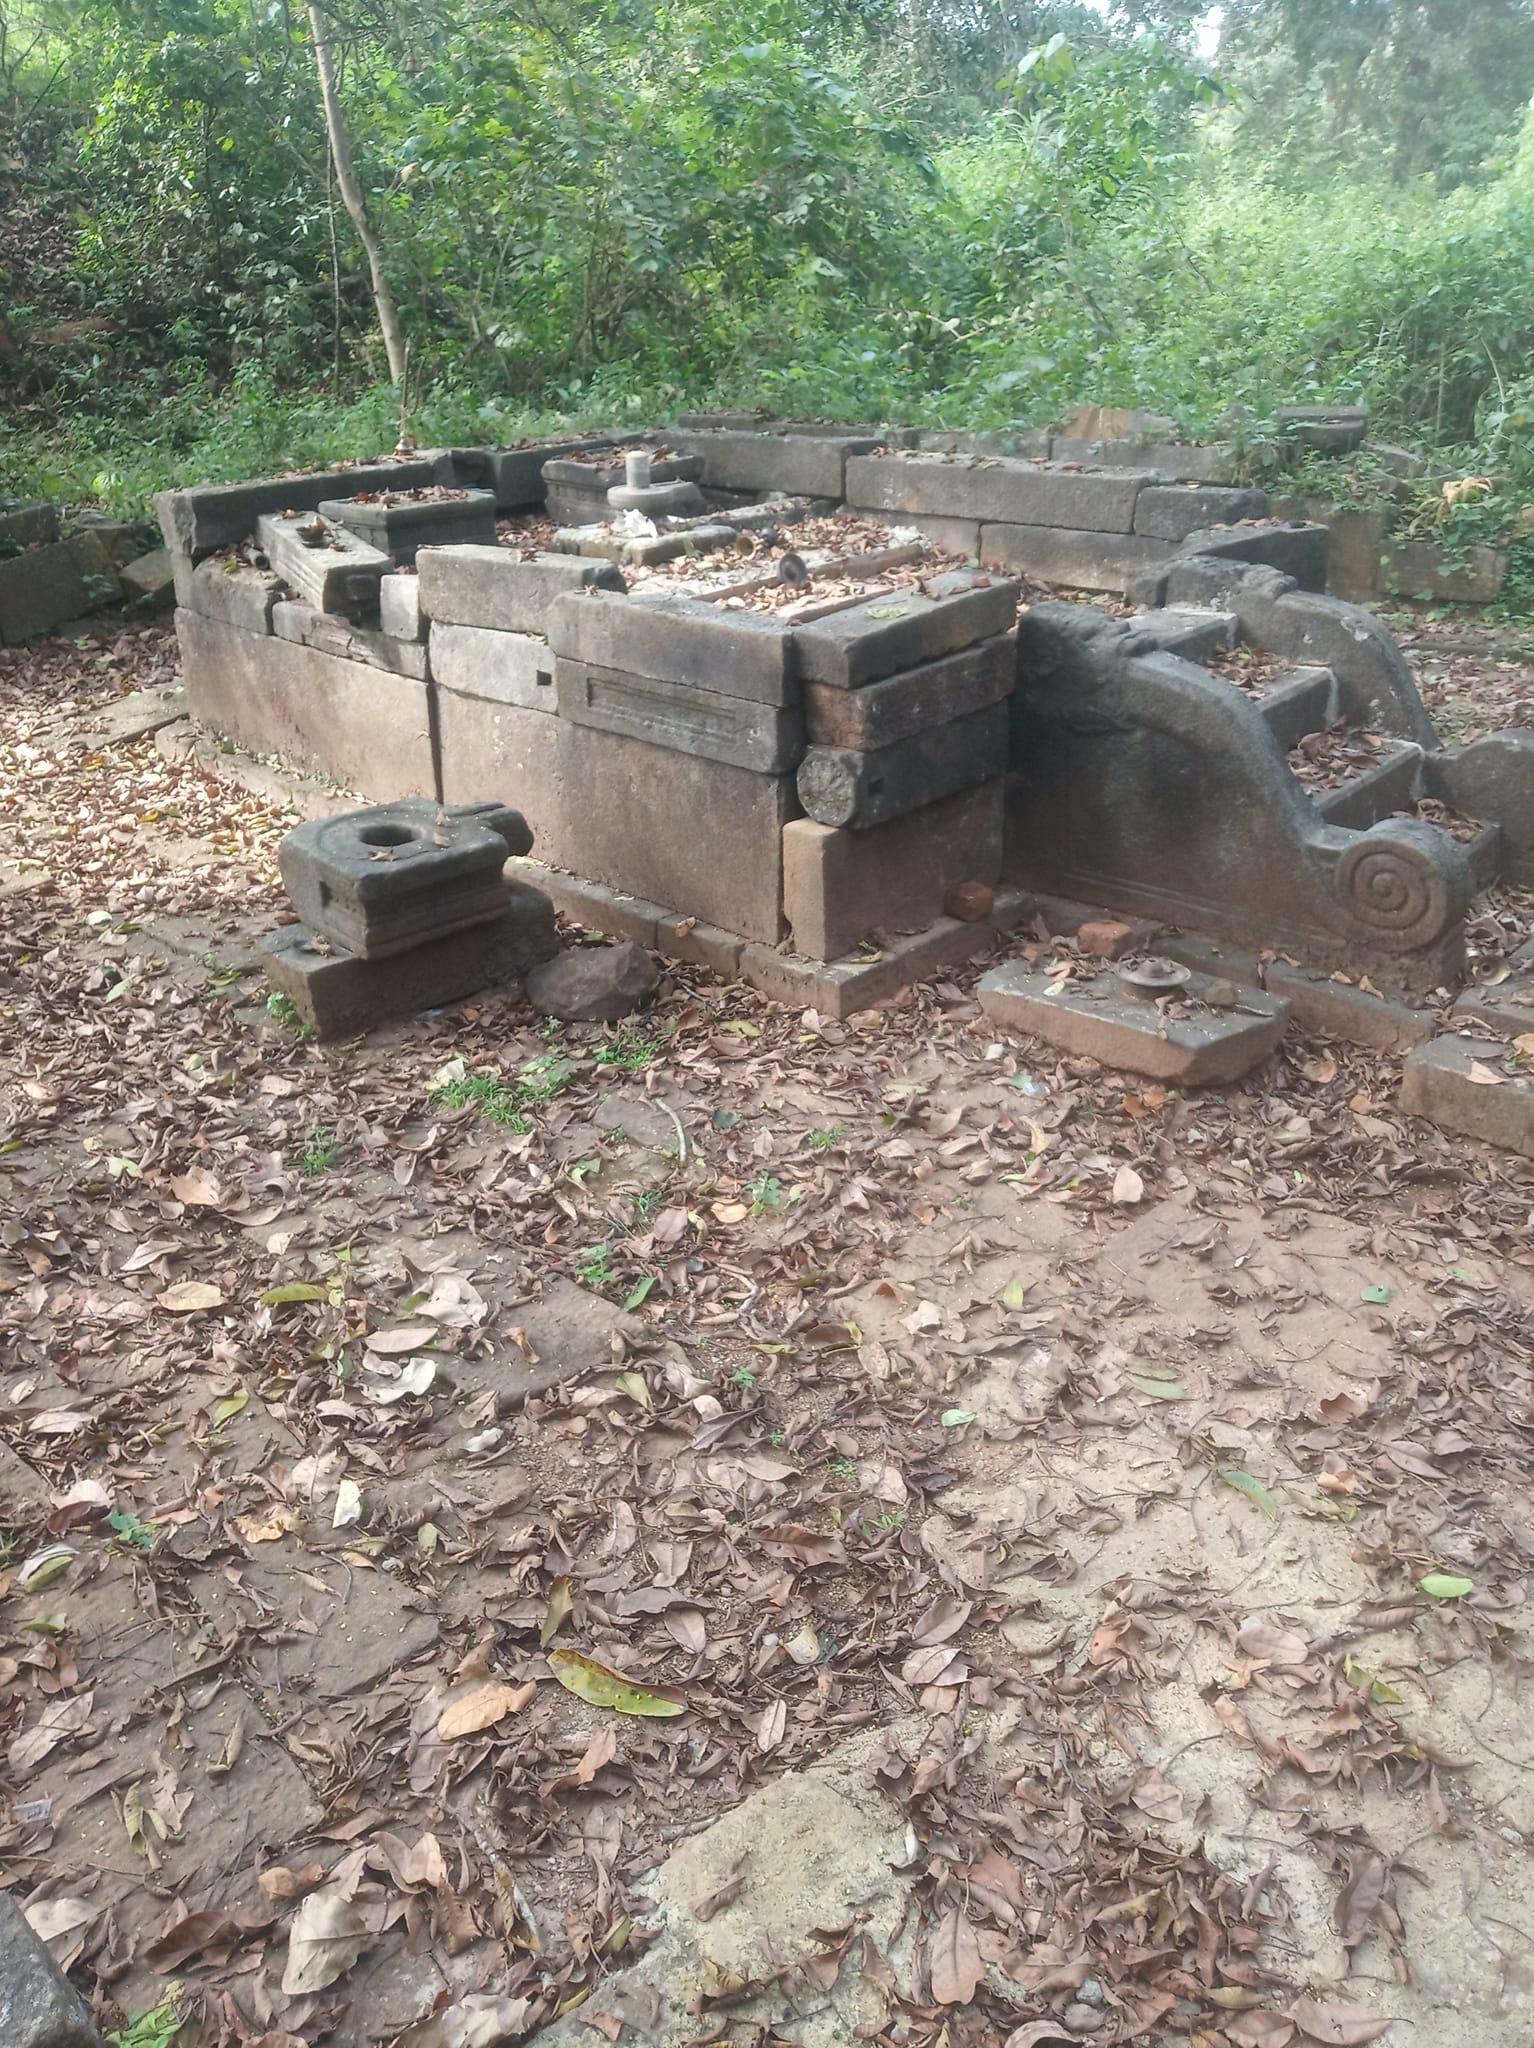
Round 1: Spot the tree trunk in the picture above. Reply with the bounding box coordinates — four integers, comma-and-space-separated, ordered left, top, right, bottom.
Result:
306, 0, 408, 387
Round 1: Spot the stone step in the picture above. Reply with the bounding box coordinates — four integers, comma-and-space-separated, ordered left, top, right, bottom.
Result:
1126, 606, 1237, 661
1401, 1033, 1534, 1156
1310, 741, 1424, 830
1256, 666, 1339, 750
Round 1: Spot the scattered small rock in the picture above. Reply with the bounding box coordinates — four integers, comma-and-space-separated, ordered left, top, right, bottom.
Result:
0, 1893, 105, 2048
1078, 919, 1135, 960
1204, 977, 1239, 1009
524, 940, 659, 1021
1063, 2002, 1107, 2035
944, 880, 995, 922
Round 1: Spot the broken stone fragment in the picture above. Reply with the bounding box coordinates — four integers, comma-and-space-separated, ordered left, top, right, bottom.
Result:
524, 940, 659, 1021
0, 1894, 105, 2048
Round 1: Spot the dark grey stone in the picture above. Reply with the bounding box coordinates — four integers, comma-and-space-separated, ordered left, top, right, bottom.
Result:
1427, 731, 1534, 884
1183, 521, 1330, 592
1228, 570, 1438, 746
279, 799, 532, 959
1049, 437, 1239, 482
1401, 1033, 1534, 1156
794, 582, 1019, 689
449, 437, 629, 508
317, 488, 498, 565
256, 511, 392, 618
1276, 405, 1368, 455
120, 546, 176, 606
797, 701, 1009, 829
1133, 485, 1270, 541
1006, 603, 1470, 994
416, 547, 624, 635
804, 635, 1014, 750
1126, 608, 1237, 661
548, 589, 798, 706
379, 572, 426, 642
262, 884, 557, 1039
0, 501, 61, 552
1256, 667, 1340, 750
432, 623, 556, 710
155, 458, 443, 557
0, 539, 94, 643
272, 600, 429, 679
669, 429, 879, 497
525, 939, 659, 1021
847, 453, 1150, 533
0, 1893, 104, 2048
177, 554, 281, 633
1310, 742, 1425, 829
979, 524, 1171, 593
555, 657, 804, 773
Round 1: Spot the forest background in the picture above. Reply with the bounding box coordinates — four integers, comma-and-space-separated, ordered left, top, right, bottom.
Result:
3, 0, 1534, 584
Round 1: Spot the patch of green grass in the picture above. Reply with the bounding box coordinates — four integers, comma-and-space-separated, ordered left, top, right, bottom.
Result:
517, 1052, 577, 1101
300, 1125, 341, 1175
594, 1021, 674, 1072
109, 1993, 183, 2048
576, 1244, 615, 1289
730, 1363, 757, 1390
830, 1457, 858, 1481
429, 1071, 532, 1132
264, 990, 311, 1038
808, 1124, 851, 1150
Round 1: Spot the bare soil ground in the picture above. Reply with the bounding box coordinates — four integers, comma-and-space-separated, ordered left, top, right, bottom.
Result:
3, 614, 1534, 2048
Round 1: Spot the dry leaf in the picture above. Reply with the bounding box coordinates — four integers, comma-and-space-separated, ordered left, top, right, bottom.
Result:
157, 1280, 224, 1313
1129, 1764, 1184, 1823
281, 1890, 374, 1995
393, 1997, 533, 2048
1289, 1996, 1395, 2044
929, 1903, 985, 2005
8, 1690, 94, 1772
1227, 2019, 1297, 2048
1112, 1162, 1144, 1205
1467, 1060, 1505, 1086
437, 1681, 533, 1739
168, 1169, 223, 1207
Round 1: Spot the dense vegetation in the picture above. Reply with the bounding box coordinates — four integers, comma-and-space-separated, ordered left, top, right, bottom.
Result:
4, 0, 1534, 581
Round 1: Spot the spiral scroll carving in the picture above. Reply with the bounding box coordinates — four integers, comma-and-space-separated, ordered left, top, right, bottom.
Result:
1334, 822, 1468, 953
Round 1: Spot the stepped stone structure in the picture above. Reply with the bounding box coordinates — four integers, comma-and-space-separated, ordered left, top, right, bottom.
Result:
153, 419, 1534, 1154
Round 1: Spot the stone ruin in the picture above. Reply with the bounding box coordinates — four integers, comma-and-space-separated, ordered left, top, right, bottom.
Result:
150, 413, 1534, 1156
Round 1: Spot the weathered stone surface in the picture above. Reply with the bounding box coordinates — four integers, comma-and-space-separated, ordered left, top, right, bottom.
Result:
1221, 568, 1438, 745
804, 634, 1013, 749
0, 1892, 104, 2048
1079, 919, 1136, 959
431, 623, 554, 711
525, 1739, 912, 2048
1426, 732, 1534, 885
914, 427, 1053, 459
1309, 741, 1425, 830
548, 588, 798, 705
515, 862, 744, 974
1008, 604, 1469, 993
1050, 436, 1239, 481
272, 600, 429, 678
1276, 404, 1368, 455
1383, 538, 1508, 604
262, 886, 557, 1039
1401, 1035, 1534, 1155
1256, 667, 1340, 750
175, 607, 436, 800
256, 511, 392, 617
279, 799, 532, 958
450, 437, 623, 508
848, 452, 1150, 532
178, 553, 281, 633
783, 777, 1004, 959
669, 428, 878, 497
797, 701, 1008, 829
317, 488, 498, 564
978, 956, 1290, 1084
1453, 957, 1534, 1036
155, 457, 442, 557
1133, 484, 1269, 540
416, 546, 623, 634
0, 539, 95, 643
524, 939, 659, 1020
979, 523, 1171, 593
1160, 933, 1437, 1050
1321, 506, 1389, 602
846, 506, 980, 557
0, 500, 60, 552
437, 693, 571, 862
1126, 607, 1237, 661
119, 546, 175, 606
556, 722, 794, 944
795, 582, 1018, 689
1182, 521, 1330, 593
555, 657, 804, 772
379, 571, 426, 642
740, 915, 996, 1019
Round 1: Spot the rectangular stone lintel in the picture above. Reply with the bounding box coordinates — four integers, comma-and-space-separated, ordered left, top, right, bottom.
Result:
797, 702, 1009, 830
805, 635, 1013, 750
548, 589, 799, 706
256, 512, 392, 618
273, 600, 429, 678
416, 547, 624, 634
156, 457, 445, 557
978, 525, 1173, 594
794, 582, 1019, 690
431, 622, 556, 711
555, 658, 804, 773
740, 917, 996, 1020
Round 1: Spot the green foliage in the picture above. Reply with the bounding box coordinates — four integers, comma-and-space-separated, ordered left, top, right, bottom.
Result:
428, 1069, 532, 1130
108, 1993, 184, 2048
300, 1125, 341, 1175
